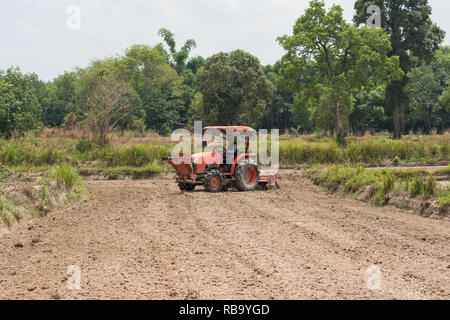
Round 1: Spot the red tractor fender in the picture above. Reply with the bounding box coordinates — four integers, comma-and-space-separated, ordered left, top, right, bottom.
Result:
227, 153, 257, 175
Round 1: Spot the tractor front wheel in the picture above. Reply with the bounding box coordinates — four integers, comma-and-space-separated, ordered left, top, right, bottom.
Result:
234, 163, 259, 191
204, 170, 223, 193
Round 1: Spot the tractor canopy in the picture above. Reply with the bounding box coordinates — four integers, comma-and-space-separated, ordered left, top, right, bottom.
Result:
202, 126, 255, 133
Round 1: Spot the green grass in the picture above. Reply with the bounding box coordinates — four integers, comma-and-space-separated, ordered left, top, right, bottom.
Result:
280, 136, 449, 166
54, 163, 81, 190
0, 197, 20, 227
0, 163, 87, 226
0, 137, 170, 174
307, 165, 449, 206
89, 145, 170, 167
437, 164, 450, 174
439, 194, 450, 206
37, 164, 87, 211
79, 160, 164, 179
0, 135, 448, 178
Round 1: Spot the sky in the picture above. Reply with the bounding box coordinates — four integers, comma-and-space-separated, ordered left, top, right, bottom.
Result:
1, 0, 449, 81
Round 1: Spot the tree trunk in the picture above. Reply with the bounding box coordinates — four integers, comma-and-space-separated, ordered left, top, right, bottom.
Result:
393, 102, 402, 139
361, 116, 366, 136
426, 103, 432, 134
334, 101, 345, 144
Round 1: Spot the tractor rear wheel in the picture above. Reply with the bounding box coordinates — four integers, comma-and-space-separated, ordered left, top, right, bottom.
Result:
234, 163, 259, 191
204, 170, 223, 193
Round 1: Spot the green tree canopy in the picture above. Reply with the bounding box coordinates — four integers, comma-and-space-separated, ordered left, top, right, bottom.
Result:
45, 71, 81, 127
278, 0, 403, 143
354, 0, 445, 138
0, 67, 42, 138
196, 49, 273, 127
405, 46, 450, 131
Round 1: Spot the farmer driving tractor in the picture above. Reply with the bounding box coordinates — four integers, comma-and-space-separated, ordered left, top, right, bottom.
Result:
164, 126, 277, 192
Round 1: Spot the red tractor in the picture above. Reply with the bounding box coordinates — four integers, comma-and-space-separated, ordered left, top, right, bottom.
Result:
164, 126, 278, 192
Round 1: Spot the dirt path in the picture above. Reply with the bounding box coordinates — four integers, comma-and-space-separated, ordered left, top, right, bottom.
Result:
0, 170, 449, 300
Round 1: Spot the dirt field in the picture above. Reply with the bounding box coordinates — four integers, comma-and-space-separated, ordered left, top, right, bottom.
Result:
0, 170, 449, 300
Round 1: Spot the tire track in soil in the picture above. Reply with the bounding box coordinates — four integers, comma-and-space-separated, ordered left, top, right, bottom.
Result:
0, 170, 448, 299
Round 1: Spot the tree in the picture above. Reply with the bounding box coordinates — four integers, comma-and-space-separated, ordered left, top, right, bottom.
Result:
85, 72, 138, 146
354, 0, 445, 138
278, 0, 403, 143
259, 62, 301, 132
45, 71, 81, 126
0, 67, 42, 138
350, 84, 387, 134
119, 44, 190, 134
196, 50, 273, 127
405, 46, 450, 132
438, 47, 450, 115
158, 28, 197, 77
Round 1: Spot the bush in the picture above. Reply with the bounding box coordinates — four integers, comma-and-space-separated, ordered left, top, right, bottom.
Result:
38, 164, 86, 209
424, 174, 437, 197
409, 176, 424, 196
439, 194, 450, 206
380, 170, 395, 195
393, 156, 400, 165
0, 140, 65, 166
54, 163, 81, 191
0, 197, 20, 227
76, 136, 94, 154
62, 112, 79, 131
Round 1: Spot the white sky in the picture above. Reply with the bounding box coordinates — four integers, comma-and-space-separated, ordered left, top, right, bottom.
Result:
1, 0, 448, 81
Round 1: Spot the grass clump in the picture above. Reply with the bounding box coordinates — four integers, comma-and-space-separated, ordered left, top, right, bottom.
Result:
307, 165, 449, 207
79, 160, 164, 179
279, 136, 450, 166
0, 140, 66, 166
91, 145, 170, 167
0, 197, 20, 227
438, 194, 450, 206
55, 163, 81, 191
409, 176, 424, 196
37, 164, 86, 212
0, 183, 21, 226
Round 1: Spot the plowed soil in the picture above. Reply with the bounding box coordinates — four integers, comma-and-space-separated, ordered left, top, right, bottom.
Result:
0, 170, 449, 299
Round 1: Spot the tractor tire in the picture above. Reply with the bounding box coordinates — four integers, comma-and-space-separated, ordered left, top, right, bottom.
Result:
178, 183, 195, 191
203, 170, 223, 193
234, 163, 259, 191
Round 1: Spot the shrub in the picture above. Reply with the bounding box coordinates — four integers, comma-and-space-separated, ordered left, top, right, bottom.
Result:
0, 197, 19, 227
54, 163, 81, 191
393, 156, 400, 165
62, 112, 79, 131
380, 170, 395, 195
76, 136, 94, 154
409, 176, 424, 196
424, 174, 437, 197
439, 194, 450, 206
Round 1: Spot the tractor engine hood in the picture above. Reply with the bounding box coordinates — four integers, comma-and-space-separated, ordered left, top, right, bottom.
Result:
191, 151, 223, 168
